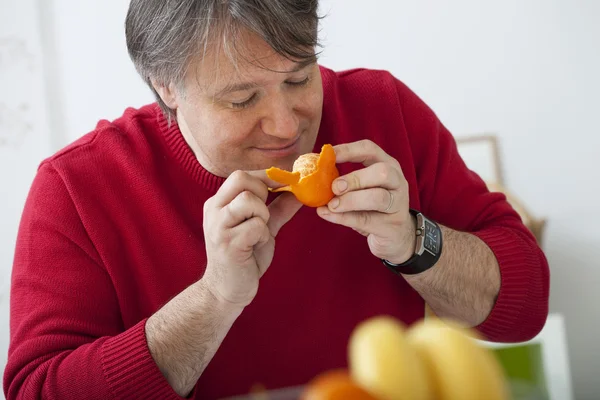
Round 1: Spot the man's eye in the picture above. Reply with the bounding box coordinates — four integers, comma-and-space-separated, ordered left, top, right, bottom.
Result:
286, 77, 310, 87
231, 94, 258, 109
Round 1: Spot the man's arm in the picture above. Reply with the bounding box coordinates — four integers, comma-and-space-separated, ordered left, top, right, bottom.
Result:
401, 226, 500, 327
318, 134, 549, 342
4, 164, 301, 399
316, 142, 501, 328
147, 171, 302, 397
394, 78, 549, 342
5, 163, 185, 400
145, 279, 243, 397
401, 77, 548, 341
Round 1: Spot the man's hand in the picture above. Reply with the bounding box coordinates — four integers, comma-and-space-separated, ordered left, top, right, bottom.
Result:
202, 170, 302, 307
317, 140, 503, 328
316, 139, 415, 264
146, 170, 301, 397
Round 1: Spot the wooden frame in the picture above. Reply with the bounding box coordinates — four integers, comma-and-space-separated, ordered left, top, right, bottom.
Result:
455, 133, 547, 246
455, 134, 505, 187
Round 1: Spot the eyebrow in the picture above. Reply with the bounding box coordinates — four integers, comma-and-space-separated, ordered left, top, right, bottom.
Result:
212, 57, 317, 98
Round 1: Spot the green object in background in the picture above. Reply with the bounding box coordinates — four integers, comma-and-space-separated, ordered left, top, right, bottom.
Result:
492, 343, 550, 400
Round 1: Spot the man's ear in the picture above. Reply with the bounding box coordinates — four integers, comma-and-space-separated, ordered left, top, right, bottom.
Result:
151, 79, 179, 109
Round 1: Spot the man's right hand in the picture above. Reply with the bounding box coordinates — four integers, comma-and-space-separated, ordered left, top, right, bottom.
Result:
201, 170, 302, 307
146, 170, 301, 397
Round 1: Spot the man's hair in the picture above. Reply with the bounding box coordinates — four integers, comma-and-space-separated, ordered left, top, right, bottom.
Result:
125, 0, 321, 121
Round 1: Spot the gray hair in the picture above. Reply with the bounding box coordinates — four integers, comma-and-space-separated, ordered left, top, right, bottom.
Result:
125, 0, 322, 121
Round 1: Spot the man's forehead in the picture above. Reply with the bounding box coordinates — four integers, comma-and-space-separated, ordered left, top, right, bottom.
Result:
196, 52, 317, 95
186, 27, 318, 94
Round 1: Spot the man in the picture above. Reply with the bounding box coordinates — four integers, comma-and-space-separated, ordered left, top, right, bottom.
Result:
3, 1, 549, 399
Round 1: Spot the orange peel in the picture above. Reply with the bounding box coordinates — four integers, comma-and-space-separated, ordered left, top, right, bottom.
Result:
266, 144, 340, 207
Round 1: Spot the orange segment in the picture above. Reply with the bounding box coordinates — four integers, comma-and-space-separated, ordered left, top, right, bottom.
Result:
266, 144, 340, 207
294, 153, 320, 177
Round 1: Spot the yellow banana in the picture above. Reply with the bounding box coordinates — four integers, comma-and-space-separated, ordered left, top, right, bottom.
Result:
406, 319, 511, 400
348, 316, 433, 400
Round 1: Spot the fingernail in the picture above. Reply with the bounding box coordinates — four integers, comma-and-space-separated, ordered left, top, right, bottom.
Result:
335, 179, 347, 193
317, 207, 330, 217
329, 198, 340, 209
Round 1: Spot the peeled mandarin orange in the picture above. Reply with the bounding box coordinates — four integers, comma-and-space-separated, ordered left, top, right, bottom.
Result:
300, 369, 379, 400
266, 144, 339, 207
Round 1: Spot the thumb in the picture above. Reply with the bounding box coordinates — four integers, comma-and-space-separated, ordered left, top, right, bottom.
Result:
267, 192, 303, 236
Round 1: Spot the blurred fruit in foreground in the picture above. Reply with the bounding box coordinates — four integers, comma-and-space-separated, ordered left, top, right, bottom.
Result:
299, 316, 511, 400
407, 319, 511, 400
300, 369, 378, 400
348, 316, 433, 400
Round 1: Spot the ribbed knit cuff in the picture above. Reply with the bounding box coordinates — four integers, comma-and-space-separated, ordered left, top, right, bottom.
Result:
101, 318, 197, 399
472, 228, 548, 342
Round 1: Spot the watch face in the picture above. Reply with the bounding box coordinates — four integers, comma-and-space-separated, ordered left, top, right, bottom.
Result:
423, 220, 441, 255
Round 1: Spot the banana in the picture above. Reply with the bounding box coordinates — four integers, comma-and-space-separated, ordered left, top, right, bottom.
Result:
406, 319, 511, 400
348, 316, 433, 400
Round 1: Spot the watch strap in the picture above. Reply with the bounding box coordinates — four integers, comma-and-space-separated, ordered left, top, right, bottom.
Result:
381, 209, 443, 275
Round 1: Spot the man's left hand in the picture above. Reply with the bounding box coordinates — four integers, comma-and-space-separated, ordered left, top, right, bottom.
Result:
316, 140, 416, 264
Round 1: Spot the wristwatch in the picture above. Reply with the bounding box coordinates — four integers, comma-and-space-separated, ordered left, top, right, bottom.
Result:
381, 209, 443, 275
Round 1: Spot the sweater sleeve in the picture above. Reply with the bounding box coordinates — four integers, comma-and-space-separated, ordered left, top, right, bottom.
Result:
395, 79, 550, 343
3, 163, 194, 400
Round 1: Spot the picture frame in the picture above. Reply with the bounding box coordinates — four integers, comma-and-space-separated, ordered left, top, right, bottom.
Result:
455, 134, 505, 187
455, 133, 547, 246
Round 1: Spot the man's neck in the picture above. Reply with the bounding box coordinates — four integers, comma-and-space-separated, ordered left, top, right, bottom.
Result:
176, 111, 229, 178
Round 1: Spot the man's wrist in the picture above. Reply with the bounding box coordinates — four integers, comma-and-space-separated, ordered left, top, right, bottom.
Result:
382, 210, 444, 276
386, 213, 418, 265
195, 279, 246, 318
145, 278, 244, 397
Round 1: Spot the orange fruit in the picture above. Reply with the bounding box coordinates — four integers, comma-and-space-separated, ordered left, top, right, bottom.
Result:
266, 144, 340, 207
300, 369, 379, 400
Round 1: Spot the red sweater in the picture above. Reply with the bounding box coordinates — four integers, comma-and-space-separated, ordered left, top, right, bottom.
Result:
4, 66, 549, 400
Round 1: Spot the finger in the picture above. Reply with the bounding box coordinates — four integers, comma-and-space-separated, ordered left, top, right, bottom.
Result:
254, 235, 276, 277
316, 208, 385, 235
230, 216, 271, 251
328, 188, 399, 214
245, 169, 289, 190
353, 228, 369, 237
333, 139, 395, 166
214, 170, 269, 207
331, 162, 404, 195
222, 191, 270, 229
267, 192, 303, 236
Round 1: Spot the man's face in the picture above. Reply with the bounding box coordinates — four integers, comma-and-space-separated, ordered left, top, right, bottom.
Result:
165, 30, 324, 177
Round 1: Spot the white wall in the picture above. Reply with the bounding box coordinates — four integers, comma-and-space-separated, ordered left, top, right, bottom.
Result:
0, 0, 54, 393
50, 0, 154, 141
1, 0, 599, 399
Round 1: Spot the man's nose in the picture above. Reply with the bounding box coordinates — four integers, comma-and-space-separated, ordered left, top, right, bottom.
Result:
260, 98, 300, 139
